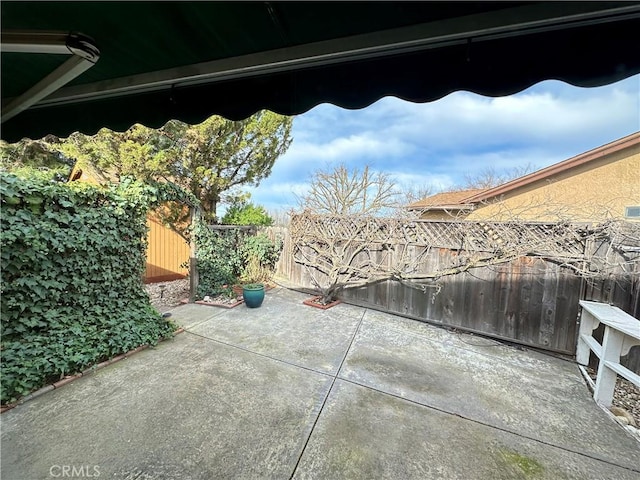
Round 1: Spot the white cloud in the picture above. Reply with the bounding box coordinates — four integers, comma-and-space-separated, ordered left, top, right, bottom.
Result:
250, 75, 639, 210
388, 171, 455, 193
277, 133, 414, 170
434, 148, 562, 181
380, 83, 639, 154
249, 180, 309, 211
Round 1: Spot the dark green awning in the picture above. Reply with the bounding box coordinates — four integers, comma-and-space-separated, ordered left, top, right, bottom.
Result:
2, 1, 639, 141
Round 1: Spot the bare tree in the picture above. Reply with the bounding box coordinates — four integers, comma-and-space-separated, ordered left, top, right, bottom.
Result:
402, 183, 436, 205
395, 183, 439, 219
462, 163, 537, 189
297, 163, 399, 216
267, 208, 292, 227
290, 213, 395, 303
290, 211, 640, 304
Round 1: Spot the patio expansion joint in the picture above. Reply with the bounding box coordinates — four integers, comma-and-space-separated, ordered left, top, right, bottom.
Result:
335, 376, 640, 475
181, 308, 371, 480
288, 308, 368, 480
180, 314, 222, 331
182, 329, 334, 379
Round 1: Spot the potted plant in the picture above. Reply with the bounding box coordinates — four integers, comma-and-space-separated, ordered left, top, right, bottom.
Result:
242, 283, 265, 308
239, 255, 266, 308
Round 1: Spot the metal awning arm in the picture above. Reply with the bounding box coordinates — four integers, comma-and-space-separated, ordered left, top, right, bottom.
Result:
1, 31, 100, 123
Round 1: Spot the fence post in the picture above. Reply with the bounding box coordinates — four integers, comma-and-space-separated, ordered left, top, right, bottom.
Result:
189, 207, 200, 303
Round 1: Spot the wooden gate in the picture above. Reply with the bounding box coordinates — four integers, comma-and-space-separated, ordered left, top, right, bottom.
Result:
144, 218, 189, 283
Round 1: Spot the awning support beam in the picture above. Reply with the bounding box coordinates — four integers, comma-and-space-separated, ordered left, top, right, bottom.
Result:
1, 31, 99, 123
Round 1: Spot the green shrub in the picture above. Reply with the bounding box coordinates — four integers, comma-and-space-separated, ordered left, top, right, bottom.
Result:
221, 199, 273, 226
191, 222, 282, 295
239, 233, 283, 283
192, 221, 244, 298
0, 173, 183, 404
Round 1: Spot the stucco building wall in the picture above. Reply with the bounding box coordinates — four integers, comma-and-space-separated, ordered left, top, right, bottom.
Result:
465, 147, 640, 222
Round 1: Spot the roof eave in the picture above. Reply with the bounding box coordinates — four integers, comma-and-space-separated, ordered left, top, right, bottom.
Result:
407, 204, 476, 211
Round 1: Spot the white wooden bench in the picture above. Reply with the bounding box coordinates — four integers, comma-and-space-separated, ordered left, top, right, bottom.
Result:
577, 300, 640, 407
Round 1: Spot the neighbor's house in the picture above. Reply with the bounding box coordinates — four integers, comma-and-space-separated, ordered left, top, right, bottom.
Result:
69, 163, 189, 283
407, 188, 486, 220
407, 132, 640, 222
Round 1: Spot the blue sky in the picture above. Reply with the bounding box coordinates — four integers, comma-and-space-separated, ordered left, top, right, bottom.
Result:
247, 74, 639, 213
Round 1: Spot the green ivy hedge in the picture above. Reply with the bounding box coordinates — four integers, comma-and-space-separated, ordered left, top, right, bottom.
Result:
0, 173, 184, 404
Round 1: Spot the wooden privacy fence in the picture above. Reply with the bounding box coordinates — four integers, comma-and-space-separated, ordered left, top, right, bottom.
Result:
144, 218, 189, 283
266, 216, 640, 360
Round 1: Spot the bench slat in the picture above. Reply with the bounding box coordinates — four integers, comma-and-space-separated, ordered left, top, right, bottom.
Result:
579, 334, 602, 360
604, 361, 640, 387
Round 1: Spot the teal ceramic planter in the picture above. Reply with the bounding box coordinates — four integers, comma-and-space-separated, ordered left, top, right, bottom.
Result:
243, 283, 265, 308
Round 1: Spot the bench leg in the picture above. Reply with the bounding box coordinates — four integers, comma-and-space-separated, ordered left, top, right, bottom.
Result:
576, 310, 598, 366
593, 326, 624, 407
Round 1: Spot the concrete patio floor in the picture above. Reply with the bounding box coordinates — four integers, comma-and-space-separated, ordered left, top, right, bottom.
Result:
2, 287, 639, 479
